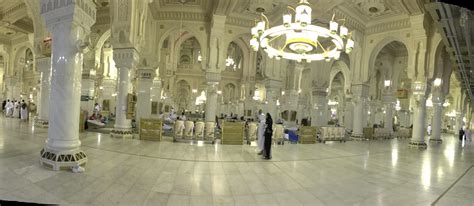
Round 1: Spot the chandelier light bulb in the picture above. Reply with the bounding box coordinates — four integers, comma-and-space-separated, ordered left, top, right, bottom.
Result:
340, 26, 348, 38
283, 14, 292, 27
330, 21, 338, 34
257, 21, 266, 33
251, 27, 258, 36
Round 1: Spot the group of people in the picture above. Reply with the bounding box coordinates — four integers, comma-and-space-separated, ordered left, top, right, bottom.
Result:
2, 99, 30, 120
458, 127, 472, 142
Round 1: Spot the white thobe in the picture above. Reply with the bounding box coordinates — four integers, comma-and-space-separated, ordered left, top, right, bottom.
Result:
20, 107, 28, 120
257, 113, 266, 151
13, 102, 19, 118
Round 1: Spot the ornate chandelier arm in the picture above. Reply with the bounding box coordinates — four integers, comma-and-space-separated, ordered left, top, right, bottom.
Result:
316, 40, 329, 53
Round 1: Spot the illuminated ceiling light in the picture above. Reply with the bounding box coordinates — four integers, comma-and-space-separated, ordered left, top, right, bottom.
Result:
384, 80, 391, 87
250, 0, 354, 62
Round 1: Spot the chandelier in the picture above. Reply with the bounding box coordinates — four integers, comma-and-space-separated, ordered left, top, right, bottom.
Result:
250, 0, 354, 62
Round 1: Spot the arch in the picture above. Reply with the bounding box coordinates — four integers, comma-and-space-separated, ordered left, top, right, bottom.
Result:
13, 45, 35, 75
157, 26, 206, 64
329, 60, 351, 95
95, 29, 111, 56
226, 36, 251, 76
365, 36, 411, 83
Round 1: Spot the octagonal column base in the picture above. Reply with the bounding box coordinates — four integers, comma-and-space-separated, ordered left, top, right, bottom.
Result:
111, 129, 134, 139
429, 138, 443, 143
39, 147, 87, 171
34, 118, 49, 128
408, 141, 427, 149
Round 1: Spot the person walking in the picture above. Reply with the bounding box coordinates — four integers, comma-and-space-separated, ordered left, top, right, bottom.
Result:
465, 127, 472, 142
257, 110, 265, 155
263, 113, 273, 160
459, 127, 465, 141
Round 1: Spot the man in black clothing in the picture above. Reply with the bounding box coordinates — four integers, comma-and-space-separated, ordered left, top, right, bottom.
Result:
263, 113, 273, 160
459, 128, 465, 141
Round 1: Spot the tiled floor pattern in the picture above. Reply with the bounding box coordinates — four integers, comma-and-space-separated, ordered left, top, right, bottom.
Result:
0, 117, 473, 205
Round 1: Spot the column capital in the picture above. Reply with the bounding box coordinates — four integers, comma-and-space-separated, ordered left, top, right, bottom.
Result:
351, 84, 369, 98
205, 71, 221, 83
136, 68, 155, 81
264, 79, 282, 89
113, 48, 139, 69
36, 57, 51, 73
41, 0, 96, 31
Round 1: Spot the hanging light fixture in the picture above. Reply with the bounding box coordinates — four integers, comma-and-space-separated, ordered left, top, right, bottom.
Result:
250, 0, 354, 62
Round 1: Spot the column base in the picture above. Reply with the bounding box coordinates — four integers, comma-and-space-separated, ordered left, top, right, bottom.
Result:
429, 138, 443, 143
351, 135, 367, 141
111, 128, 134, 138
408, 141, 427, 148
34, 118, 49, 128
39, 147, 87, 171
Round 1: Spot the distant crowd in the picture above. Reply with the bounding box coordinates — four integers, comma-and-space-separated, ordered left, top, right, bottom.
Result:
2, 99, 36, 120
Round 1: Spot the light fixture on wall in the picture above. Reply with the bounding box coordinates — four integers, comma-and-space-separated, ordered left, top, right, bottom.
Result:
250, 0, 354, 62
433, 78, 442, 87
384, 80, 391, 87
253, 89, 262, 101
192, 89, 198, 93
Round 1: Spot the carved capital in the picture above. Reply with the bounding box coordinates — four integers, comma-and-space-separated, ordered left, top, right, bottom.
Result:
136, 68, 155, 81
113, 48, 138, 69
41, 0, 96, 31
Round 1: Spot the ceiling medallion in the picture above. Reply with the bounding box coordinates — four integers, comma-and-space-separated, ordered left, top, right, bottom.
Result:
250, 0, 354, 62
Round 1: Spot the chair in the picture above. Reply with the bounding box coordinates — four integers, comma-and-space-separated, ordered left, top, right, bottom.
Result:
205, 122, 215, 141
273, 124, 285, 144
195, 121, 204, 139
248, 122, 257, 141
174, 120, 184, 138
184, 120, 194, 139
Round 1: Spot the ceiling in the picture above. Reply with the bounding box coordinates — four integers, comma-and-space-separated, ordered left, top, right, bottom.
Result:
426, 2, 474, 102
0, 1, 33, 42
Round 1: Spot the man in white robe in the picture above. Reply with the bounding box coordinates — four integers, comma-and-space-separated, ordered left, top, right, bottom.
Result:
257, 110, 266, 154
20, 101, 28, 120
13, 100, 20, 118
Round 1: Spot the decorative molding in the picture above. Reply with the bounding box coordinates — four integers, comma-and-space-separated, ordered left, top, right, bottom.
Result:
332, 8, 366, 33
205, 72, 221, 83
153, 11, 209, 22
41, 0, 96, 30
366, 18, 411, 34
226, 17, 254, 28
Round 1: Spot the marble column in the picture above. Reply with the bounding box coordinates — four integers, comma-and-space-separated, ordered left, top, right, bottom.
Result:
343, 97, 353, 129
80, 70, 95, 114
39, 0, 96, 170
205, 72, 220, 122
351, 84, 369, 138
136, 68, 154, 128
151, 77, 162, 117
265, 79, 281, 120
111, 48, 138, 138
409, 82, 428, 148
35, 57, 51, 128
283, 63, 304, 126
310, 88, 328, 127
430, 93, 444, 142
383, 95, 396, 134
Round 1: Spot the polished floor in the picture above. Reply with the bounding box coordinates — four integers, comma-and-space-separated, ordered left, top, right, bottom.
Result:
0, 117, 473, 205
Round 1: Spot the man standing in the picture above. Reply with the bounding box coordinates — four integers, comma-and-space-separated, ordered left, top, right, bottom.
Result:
257, 109, 265, 155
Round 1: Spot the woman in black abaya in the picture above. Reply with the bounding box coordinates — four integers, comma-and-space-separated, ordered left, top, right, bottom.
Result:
263, 113, 273, 160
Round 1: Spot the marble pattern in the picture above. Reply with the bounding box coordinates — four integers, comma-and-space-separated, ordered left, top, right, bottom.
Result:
0, 117, 473, 205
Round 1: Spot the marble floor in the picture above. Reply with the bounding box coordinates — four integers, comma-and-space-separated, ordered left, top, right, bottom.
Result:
0, 117, 473, 206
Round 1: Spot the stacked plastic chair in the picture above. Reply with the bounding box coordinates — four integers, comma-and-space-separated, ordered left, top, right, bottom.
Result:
195, 121, 205, 139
